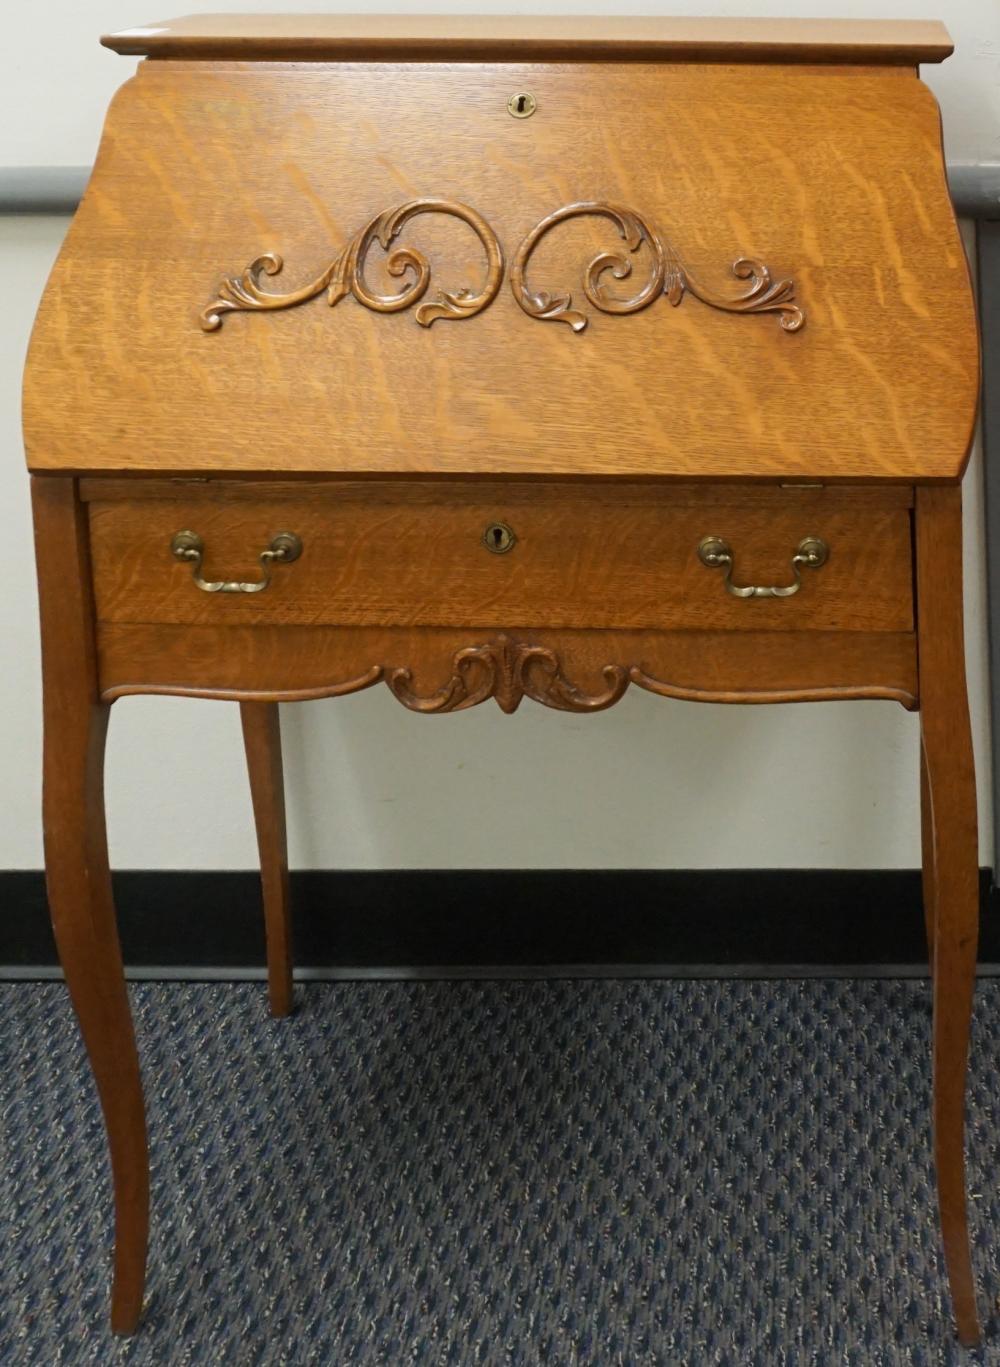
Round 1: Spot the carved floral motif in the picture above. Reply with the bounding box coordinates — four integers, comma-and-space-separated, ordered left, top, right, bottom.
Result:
200, 198, 504, 331
510, 201, 804, 333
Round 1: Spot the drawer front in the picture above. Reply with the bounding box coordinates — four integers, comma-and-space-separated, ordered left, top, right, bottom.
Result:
87, 488, 914, 634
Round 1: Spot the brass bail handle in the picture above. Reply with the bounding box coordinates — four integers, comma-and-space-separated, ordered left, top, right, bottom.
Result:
697, 534, 828, 599
170, 529, 303, 594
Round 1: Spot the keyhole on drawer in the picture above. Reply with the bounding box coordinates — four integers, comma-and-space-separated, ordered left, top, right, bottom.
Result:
507, 91, 537, 119
483, 520, 517, 554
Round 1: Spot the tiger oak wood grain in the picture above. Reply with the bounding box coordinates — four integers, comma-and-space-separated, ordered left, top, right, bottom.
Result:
23, 58, 976, 481
93, 622, 919, 710
87, 494, 914, 634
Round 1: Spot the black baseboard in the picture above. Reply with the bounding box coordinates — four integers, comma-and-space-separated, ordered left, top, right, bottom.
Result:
2, 868, 998, 977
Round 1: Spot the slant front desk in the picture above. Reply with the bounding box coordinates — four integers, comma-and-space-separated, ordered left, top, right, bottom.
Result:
23, 15, 983, 1343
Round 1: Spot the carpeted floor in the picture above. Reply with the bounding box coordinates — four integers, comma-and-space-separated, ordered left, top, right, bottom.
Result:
2, 979, 1000, 1365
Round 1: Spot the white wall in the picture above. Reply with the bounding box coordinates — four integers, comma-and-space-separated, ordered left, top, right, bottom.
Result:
1, 2, 995, 872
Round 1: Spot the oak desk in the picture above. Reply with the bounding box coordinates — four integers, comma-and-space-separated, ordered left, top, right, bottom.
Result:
24, 15, 983, 1344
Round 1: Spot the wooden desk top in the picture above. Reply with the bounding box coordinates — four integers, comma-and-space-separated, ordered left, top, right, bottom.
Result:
102, 15, 954, 65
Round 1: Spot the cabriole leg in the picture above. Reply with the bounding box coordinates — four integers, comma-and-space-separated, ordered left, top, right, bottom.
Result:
33, 476, 148, 1334
916, 484, 980, 1347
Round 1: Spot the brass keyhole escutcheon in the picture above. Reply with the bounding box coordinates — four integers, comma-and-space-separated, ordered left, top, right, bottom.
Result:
507, 91, 537, 119
483, 521, 517, 554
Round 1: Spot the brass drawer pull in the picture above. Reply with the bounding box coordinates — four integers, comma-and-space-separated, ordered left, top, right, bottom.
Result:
697, 534, 828, 598
170, 529, 303, 593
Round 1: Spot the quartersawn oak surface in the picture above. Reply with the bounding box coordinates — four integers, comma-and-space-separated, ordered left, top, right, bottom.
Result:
87, 491, 914, 634
101, 16, 954, 65
24, 59, 976, 482
94, 622, 919, 711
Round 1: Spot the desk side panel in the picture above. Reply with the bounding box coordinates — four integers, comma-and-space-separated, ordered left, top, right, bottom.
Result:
23, 60, 977, 480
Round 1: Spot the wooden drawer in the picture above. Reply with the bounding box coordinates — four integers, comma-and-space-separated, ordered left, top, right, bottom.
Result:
86, 482, 914, 634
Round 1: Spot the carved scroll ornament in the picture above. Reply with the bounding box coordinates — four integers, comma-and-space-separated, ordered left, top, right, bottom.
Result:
388, 635, 629, 715
201, 198, 803, 334
510, 202, 803, 333
200, 198, 504, 331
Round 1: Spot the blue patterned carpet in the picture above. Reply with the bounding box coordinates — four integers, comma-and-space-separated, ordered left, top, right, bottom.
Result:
3, 979, 1000, 1365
